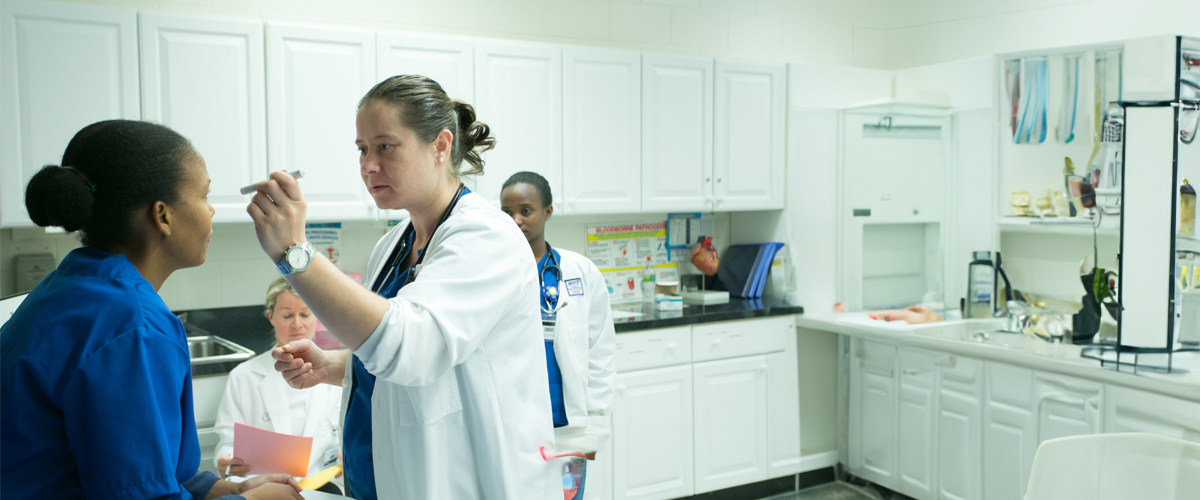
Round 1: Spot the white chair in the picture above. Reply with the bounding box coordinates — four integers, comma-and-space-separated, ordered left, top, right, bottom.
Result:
1025, 433, 1200, 500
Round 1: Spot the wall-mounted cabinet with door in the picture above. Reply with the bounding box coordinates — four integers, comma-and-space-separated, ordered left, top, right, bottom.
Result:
1, 2, 790, 229
1, 0, 141, 227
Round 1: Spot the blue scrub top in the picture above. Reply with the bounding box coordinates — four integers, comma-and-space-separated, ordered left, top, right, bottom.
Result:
0, 248, 207, 500
540, 248, 569, 428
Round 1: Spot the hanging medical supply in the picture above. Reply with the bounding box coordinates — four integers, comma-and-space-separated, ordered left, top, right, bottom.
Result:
1058, 56, 1081, 143
1013, 58, 1049, 144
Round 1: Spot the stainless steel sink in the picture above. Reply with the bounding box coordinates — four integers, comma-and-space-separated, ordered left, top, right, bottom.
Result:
187, 335, 254, 366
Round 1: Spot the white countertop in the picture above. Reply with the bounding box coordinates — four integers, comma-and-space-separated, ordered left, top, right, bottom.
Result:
796, 312, 1200, 403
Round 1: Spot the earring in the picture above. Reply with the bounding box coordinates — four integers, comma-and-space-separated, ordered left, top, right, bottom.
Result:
438, 156, 444, 163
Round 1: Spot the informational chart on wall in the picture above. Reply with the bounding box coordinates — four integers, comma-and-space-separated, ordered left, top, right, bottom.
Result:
305, 223, 342, 269
586, 222, 680, 303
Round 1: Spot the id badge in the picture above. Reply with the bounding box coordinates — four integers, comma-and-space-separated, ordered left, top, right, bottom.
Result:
322, 445, 339, 468
542, 319, 556, 341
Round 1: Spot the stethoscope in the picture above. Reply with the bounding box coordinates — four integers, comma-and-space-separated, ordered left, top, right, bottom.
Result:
371, 183, 467, 294
540, 242, 568, 316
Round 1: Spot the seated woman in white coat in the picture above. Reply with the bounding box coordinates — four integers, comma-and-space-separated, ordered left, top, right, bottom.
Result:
500, 172, 616, 498
214, 277, 342, 492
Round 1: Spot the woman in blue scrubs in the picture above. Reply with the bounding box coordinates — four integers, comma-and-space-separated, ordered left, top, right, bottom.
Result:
0, 120, 303, 500
500, 172, 617, 499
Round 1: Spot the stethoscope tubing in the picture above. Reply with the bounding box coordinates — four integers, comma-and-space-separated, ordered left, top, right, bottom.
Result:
540, 242, 568, 315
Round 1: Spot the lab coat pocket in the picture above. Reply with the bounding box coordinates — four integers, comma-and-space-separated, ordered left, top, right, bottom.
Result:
395, 374, 463, 426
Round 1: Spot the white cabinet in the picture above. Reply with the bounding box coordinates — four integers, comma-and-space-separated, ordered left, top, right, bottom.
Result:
896, 349, 937, 499
982, 362, 1036, 500
613, 364, 693, 500
1033, 372, 1102, 443
140, 13, 266, 224
937, 356, 983, 500
712, 60, 786, 211
766, 324, 802, 477
375, 33, 474, 221
692, 355, 769, 493
266, 23, 376, 222
1, 0, 140, 227
1103, 384, 1200, 442
562, 48, 641, 214
641, 54, 713, 213
848, 339, 898, 488
473, 41, 561, 208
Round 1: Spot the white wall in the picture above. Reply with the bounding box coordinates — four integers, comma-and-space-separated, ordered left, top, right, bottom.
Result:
49, 0, 893, 67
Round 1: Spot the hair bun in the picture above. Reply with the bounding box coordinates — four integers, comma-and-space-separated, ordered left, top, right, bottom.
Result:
454, 100, 495, 176
25, 165, 95, 231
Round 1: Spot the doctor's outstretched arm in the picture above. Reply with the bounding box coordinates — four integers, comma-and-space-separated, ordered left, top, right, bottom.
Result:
247, 171, 391, 351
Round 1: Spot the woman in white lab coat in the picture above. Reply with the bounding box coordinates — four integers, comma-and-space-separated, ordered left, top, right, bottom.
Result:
213, 277, 342, 491
500, 172, 617, 498
245, 75, 557, 499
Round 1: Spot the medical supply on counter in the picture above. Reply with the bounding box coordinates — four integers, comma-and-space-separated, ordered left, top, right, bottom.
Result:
690, 236, 719, 276
681, 290, 729, 305
966, 251, 995, 319
655, 294, 683, 310
240, 169, 304, 195
640, 257, 656, 302
1182, 180, 1196, 236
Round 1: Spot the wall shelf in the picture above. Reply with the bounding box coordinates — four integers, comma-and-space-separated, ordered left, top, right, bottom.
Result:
996, 216, 1120, 236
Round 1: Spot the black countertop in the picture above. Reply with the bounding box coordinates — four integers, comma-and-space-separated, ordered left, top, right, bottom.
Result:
180, 299, 804, 375
611, 299, 804, 333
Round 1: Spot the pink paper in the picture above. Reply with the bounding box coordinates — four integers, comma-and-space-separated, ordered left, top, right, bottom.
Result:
233, 422, 312, 477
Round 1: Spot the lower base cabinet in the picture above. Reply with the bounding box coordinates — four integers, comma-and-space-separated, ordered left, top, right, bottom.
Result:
848, 337, 1198, 500
613, 365, 694, 500
693, 355, 769, 493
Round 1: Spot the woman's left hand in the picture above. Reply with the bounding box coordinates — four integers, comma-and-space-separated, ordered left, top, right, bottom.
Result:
247, 170, 308, 264
237, 474, 302, 494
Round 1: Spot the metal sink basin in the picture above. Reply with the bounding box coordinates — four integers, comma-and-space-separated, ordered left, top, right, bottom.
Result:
187, 336, 254, 366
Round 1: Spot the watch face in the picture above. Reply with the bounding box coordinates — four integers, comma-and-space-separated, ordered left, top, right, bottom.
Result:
287, 247, 310, 269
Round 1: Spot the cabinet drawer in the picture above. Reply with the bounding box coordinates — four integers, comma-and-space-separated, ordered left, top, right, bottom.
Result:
614, 327, 692, 372
692, 317, 791, 362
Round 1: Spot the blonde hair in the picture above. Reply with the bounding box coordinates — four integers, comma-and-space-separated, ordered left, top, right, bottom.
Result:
264, 276, 297, 318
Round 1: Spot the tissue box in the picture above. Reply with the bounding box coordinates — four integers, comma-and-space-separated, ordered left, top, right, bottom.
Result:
655, 294, 683, 310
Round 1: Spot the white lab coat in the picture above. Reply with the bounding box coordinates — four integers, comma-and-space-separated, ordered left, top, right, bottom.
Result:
347, 192, 558, 499
545, 248, 616, 454
213, 350, 343, 479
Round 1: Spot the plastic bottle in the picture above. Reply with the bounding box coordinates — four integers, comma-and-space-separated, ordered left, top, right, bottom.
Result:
641, 257, 656, 302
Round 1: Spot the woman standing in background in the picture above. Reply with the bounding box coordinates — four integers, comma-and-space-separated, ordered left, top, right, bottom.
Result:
214, 277, 342, 493
501, 171, 617, 498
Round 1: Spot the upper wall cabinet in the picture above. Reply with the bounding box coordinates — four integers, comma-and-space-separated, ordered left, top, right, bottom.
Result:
473, 41, 562, 208
642, 54, 713, 213
562, 48, 641, 215
375, 33, 474, 221
140, 13, 266, 224
1, 0, 140, 227
713, 60, 786, 211
266, 23, 376, 221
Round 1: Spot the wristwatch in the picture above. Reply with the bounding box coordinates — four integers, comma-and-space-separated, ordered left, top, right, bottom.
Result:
277, 242, 317, 275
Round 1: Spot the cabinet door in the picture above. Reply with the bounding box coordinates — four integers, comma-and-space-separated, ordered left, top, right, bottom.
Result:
1033, 372, 1102, 443
693, 355, 768, 493
473, 41, 561, 208
584, 413, 614, 500
982, 362, 1036, 500
641, 54, 713, 213
1, 0, 140, 227
848, 339, 898, 489
266, 23, 375, 221
938, 356, 983, 500
766, 321, 802, 477
140, 13, 266, 224
562, 47, 640, 214
896, 349, 937, 499
712, 59, 785, 211
1103, 385, 1200, 443
375, 33, 473, 221
613, 365, 693, 500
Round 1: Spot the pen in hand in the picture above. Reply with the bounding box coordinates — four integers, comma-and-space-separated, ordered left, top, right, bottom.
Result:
240, 169, 304, 195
